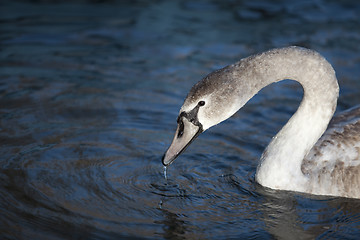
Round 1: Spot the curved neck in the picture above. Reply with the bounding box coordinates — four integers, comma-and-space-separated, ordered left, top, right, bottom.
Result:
236, 47, 339, 192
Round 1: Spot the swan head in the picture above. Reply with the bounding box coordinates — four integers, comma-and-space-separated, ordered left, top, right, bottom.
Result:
162, 66, 247, 166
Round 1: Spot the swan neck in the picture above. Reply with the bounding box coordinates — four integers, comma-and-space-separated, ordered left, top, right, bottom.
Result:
246, 47, 339, 191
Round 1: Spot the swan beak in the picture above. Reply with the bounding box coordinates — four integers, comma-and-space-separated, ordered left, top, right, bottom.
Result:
162, 117, 203, 166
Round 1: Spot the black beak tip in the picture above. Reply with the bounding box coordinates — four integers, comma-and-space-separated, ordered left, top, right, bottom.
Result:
161, 154, 171, 166
162, 153, 177, 166
161, 154, 167, 166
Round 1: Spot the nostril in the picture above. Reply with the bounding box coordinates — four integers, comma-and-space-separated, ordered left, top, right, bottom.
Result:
177, 120, 184, 138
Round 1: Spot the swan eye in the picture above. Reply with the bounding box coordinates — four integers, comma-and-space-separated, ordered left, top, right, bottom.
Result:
198, 101, 205, 106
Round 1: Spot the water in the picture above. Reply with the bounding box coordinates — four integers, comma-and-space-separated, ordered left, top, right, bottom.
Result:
1, 0, 360, 239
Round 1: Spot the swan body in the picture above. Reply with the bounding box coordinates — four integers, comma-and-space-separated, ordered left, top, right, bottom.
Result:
162, 46, 360, 198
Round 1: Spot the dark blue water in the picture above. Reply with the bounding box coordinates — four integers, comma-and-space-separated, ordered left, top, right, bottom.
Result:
1, 0, 360, 239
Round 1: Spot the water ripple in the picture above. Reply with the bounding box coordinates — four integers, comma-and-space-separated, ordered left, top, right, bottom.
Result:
1, 0, 360, 239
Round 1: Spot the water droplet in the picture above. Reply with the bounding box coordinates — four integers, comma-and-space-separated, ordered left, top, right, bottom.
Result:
163, 166, 167, 180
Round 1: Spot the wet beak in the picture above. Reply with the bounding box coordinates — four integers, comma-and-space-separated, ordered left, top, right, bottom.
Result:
162, 117, 203, 166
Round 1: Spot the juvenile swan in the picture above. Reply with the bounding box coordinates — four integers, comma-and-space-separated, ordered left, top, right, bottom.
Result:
162, 46, 360, 198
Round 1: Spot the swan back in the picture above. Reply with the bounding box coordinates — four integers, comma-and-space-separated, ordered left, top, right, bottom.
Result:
303, 106, 360, 198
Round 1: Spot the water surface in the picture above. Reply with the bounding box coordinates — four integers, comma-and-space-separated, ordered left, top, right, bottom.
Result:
1, 0, 360, 239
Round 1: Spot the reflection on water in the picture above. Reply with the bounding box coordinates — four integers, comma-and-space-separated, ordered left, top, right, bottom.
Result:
1, 0, 360, 239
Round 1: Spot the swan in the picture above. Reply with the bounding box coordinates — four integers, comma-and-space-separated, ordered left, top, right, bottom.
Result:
162, 46, 360, 199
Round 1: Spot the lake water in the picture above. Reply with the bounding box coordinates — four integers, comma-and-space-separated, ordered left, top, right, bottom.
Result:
1, 0, 360, 239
